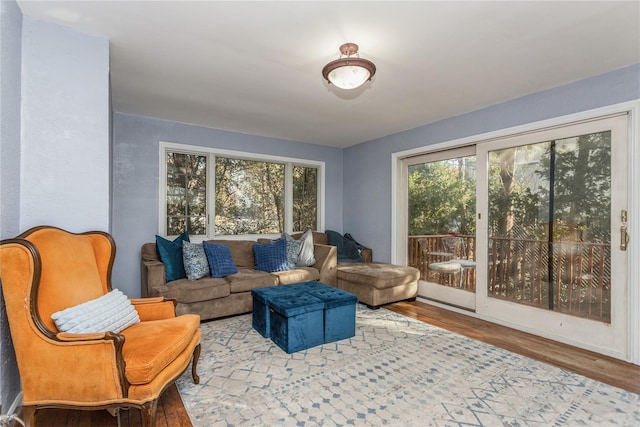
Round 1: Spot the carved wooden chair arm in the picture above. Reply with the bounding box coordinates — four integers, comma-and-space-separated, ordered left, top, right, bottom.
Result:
56, 331, 112, 342
131, 297, 178, 321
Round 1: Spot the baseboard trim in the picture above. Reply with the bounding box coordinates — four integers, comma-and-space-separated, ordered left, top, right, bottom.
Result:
416, 295, 475, 314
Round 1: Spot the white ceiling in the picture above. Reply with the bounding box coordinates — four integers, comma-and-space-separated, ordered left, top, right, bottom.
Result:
17, 1, 640, 148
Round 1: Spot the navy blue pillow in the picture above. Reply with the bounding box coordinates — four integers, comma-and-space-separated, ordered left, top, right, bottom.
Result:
156, 231, 190, 282
202, 242, 238, 278
254, 239, 289, 273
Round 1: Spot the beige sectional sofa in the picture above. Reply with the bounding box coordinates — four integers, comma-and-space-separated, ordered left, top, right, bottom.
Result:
141, 232, 337, 321
335, 262, 419, 309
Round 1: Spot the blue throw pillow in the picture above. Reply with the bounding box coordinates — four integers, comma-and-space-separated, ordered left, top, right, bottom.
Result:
202, 242, 238, 278
156, 232, 190, 282
254, 239, 289, 273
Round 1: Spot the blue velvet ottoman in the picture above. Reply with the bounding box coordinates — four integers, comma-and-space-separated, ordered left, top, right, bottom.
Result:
251, 286, 299, 338
292, 281, 328, 291
307, 287, 358, 343
251, 282, 327, 337
269, 293, 325, 354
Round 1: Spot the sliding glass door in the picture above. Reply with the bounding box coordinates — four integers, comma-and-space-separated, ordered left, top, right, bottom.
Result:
476, 115, 629, 357
405, 147, 477, 310
400, 113, 629, 358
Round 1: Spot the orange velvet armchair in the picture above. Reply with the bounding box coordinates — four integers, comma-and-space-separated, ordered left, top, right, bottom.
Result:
0, 226, 201, 427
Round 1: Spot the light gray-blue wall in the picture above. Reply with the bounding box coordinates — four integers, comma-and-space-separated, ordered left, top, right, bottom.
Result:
20, 16, 110, 232
111, 113, 344, 297
0, 8, 111, 412
0, 0, 23, 412
343, 64, 640, 263
0, 0, 21, 239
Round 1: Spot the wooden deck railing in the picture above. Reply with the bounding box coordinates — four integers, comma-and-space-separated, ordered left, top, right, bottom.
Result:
408, 234, 477, 291
408, 235, 611, 322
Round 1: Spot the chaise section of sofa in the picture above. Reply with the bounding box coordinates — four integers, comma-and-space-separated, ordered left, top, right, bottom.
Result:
141, 233, 337, 321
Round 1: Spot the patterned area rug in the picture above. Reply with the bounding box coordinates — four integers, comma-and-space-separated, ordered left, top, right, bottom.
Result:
176, 306, 639, 426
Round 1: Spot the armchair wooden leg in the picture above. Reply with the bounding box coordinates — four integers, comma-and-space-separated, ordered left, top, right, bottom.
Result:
22, 405, 36, 427
192, 343, 201, 384
140, 399, 159, 427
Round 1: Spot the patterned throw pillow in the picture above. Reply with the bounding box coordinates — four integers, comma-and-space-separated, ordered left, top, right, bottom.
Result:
182, 241, 210, 281
156, 231, 190, 282
254, 239, 289, 273
296, 229, 316, 267
282, 232, 304, 269
202, 242, 238, 278
51, 289, 140, 334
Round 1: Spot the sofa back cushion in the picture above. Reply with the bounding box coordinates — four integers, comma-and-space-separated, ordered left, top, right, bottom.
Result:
210, 240, 256, 268
144, 231, 329, 278
144, 240, 259, 271
292, 231, 328, 245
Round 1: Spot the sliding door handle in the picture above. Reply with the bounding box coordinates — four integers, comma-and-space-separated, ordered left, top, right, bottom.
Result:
620, 225, 629, 251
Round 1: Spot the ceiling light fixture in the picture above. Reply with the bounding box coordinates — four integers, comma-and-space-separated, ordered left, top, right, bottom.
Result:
322, 43, 376, 90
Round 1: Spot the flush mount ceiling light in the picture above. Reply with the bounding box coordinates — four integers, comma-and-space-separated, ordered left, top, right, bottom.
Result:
322, 43, 376, 90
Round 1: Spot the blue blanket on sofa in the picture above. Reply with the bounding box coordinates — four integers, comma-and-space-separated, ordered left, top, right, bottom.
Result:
325, 230, 365, 263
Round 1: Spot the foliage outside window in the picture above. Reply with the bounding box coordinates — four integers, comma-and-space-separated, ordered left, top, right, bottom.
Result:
487, 131, 612, 320
488, 131, 611, 243
163, 145, 320, 237
293, 166, 318, 232
166, 152, 207, 236
215, 158, 285, 235
408, 156, 476, 236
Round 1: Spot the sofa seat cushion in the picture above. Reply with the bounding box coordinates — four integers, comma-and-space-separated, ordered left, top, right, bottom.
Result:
227, 268, 278, 293
337, 262, 420, 290
121, 314, 200, 384
155, 277, 230, 303
272, 267, 320, 285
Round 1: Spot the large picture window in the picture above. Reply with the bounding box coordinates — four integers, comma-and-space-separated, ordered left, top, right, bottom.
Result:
160, 142, 322, 238
215, 158, 285, 235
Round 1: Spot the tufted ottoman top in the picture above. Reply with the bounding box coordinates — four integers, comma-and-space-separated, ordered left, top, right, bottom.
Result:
307, 287, 358, 308
269, 293, 324, 317
337, 262, 420, 290
252, 285, 299, 304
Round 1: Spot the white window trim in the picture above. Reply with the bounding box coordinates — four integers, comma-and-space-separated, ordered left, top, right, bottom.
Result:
159, 141, 325, 240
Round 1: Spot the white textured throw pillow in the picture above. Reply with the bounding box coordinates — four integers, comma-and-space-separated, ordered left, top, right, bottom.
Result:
51, 289, 140, 334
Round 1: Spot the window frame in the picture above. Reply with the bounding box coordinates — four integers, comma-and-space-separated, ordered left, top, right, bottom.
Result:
159, 141, 325, 240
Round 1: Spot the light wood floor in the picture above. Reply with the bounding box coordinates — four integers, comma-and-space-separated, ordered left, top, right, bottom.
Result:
31, 383, 190, 427
32, 300, 639, 426
386, 300, 640, 394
